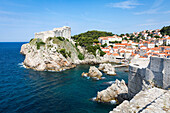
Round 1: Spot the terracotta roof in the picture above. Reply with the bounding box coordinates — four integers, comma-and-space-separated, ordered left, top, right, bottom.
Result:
112, 53, 119, 56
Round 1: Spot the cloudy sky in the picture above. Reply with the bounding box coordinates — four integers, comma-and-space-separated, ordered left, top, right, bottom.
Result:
0, 0, 170, 42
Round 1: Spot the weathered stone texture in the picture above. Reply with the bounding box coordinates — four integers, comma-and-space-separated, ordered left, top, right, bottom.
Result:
110, 88, 170, 113
128, 57, 170, 98
96, 79, 128, 103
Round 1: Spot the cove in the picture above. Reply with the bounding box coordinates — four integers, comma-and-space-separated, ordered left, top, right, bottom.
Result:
0, 42, 128, 113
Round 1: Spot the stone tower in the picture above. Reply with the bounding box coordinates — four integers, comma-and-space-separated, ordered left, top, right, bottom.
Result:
34, 26, 71, 42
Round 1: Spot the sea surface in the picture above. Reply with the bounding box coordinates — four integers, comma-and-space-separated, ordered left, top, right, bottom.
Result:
0, 42, 128, 113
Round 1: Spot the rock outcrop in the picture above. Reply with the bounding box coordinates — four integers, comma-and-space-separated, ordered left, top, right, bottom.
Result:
98, 63, 116, 75
95, 79, 128, 103
21, 43, 76, 71
20, 38, 79, 71
21, 37, 105, 72
110, 87, 170, 113
82, 66, 102, 79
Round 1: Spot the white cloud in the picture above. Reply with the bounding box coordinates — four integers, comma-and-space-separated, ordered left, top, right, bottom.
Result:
134, 8, 159, 15
0, 10, 17, 15
133, 0, 170, 15
163, 10, 170, 14
107, 0, 142, 9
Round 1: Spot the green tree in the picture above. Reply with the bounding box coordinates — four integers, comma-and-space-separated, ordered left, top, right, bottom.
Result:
160, 25, 170, 35
101, 43, 107, 48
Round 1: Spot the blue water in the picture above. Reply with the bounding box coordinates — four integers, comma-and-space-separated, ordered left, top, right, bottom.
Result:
0, 42, 128, 113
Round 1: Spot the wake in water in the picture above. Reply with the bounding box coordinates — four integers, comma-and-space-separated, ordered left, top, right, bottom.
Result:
18, 62, 26, 68
103, 81, 115, 85
90, 97, 117, 104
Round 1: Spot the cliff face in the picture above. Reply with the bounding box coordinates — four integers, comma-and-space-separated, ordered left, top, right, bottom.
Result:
20, 37, 103, 71
128, 57, 170, 98
20, 38, 76, 71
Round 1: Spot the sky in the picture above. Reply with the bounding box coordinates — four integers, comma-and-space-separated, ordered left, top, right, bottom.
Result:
0, 0, 170, 42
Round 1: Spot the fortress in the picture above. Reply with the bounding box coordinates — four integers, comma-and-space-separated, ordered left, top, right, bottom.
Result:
35, 26, 71, 42
128, 57, 170, 98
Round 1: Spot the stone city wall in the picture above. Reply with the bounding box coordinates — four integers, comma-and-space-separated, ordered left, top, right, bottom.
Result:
128, 57, 170, 98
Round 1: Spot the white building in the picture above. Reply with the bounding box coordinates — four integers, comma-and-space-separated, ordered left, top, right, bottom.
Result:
98, 36, 122, 45
35, 26, 71, 42
143, 42, 155, 48
166, 37, 170, 45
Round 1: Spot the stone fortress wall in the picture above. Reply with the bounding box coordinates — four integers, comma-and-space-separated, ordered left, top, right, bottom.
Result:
35, 26, 71, 42
128, 57, 170, 99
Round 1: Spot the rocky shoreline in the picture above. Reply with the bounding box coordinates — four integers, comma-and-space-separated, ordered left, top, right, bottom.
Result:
94, 57, 170, 113
95, 79, 128, 103
20, 37, 106, 72
20, 39, 170, 113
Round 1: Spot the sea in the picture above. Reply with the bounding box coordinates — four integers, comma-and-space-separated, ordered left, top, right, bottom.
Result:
0, 42, 128, 113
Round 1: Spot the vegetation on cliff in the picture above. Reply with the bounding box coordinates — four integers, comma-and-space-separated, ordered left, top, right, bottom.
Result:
29, 37, 79, 60
160, 25, 170, 35
72, 30, 111, 56
29, 38, 45, 49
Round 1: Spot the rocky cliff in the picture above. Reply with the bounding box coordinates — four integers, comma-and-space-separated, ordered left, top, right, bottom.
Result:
20, 37, 103, 71
95, 79, 128, 103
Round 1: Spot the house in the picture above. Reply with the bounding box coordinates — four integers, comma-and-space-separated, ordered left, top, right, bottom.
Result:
98, 36, 122, 46
143, 41, 155, 48
166, 37, 170, 46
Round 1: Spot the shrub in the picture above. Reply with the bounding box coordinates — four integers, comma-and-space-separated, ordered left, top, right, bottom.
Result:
47, 37, 53, 41
75, 43, 78, 47
57, 37, 65, 41
47, 45, 53, 48
68, 51, 71, 57
78, 53, 84, 60
101, 43, 107, 48
66, 39, 69, 42
59, 48, 67, 58
29, 38, 34, 43
87, 45, 100, 56
36, 41, 45, 49
93, 39, 99, 43
100, 50, 106, 57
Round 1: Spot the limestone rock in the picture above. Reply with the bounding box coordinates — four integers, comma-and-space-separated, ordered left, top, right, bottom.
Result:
88, 66, 102, 78
20, 38, 76, 72
110, 87, 170, 113
95, 79, 128, 103
82, 66, 102, 79
98, 63, 116, 75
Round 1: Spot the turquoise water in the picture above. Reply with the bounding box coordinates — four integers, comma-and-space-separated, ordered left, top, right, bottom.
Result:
0, 42, 128, 113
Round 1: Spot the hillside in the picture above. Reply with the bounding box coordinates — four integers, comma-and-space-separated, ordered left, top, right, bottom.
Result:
20, 37, 81, 71
72, 30, 113, 56
160, 25, 170, 35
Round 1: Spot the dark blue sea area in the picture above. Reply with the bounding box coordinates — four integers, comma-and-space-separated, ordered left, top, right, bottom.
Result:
0, 42, 128, 113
